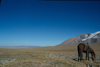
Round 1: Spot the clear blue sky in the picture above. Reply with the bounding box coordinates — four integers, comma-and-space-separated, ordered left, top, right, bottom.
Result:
0, 0, 100, 46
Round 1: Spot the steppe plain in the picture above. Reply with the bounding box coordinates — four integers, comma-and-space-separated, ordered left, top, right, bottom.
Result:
0, 43, 100, 67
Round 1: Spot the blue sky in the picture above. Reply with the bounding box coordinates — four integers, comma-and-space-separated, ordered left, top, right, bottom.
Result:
0, 0, 100, 46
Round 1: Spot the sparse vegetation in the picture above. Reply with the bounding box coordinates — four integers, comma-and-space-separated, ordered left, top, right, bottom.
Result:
0, 43, 100, 67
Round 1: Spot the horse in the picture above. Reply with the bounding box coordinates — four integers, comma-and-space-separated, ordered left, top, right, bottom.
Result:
77, 43, 96, 61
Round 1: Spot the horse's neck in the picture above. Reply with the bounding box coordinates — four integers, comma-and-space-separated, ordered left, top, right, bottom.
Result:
93, 51, 96, 58
91, 50, 96, 58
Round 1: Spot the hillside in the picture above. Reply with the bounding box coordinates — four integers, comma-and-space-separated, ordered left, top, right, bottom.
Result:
58, 31, 100, 46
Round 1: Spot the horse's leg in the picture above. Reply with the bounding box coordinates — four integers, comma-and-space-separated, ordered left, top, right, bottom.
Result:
86, 53, 87, 60
78, 56, 79, 61
78, 46, 81, 61
78, 50, 80, 61
80, 49, 83, 61
80, 52, 83, 61
78, 54, 80, 61
87, 53, 89, 61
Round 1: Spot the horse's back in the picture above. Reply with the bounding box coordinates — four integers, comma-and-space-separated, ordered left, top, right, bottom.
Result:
77, 43, 86, 53
77, 43, 85, 49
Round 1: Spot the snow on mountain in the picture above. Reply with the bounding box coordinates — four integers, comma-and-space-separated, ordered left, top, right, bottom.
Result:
82, 31, 100, 41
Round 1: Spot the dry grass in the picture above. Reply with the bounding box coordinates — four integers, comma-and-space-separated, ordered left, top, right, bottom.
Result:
0, 43, 100, 67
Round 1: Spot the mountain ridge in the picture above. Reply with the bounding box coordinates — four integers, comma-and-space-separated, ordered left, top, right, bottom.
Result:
58, 31, 100, 46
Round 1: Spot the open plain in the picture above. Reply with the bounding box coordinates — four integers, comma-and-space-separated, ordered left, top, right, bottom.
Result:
0, 43, 100, 67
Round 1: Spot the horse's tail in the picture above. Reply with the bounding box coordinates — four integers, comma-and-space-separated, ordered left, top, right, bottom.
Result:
78, 44, 83, 61
79, 46, 83, 59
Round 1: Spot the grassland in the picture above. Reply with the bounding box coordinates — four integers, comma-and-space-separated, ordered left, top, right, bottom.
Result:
0, 43, 100, 67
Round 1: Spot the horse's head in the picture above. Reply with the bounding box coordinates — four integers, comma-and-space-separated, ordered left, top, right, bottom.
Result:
91, 53, 96, 61
90, 47, 96, 61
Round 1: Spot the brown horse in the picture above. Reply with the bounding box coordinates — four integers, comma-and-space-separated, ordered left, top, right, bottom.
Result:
77, 43, 96, 61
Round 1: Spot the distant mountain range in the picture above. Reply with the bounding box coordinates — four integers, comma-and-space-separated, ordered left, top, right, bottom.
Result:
0, 46, 41, 49
58, 31, 100, 46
